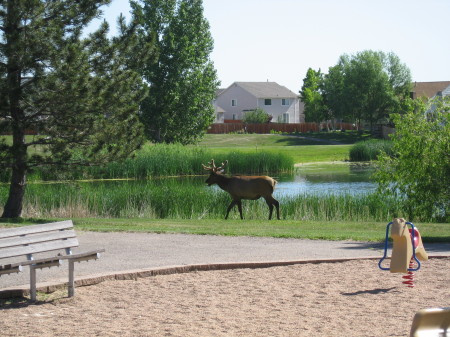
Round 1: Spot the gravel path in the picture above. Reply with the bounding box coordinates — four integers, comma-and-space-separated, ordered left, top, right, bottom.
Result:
2, 231, 450, 290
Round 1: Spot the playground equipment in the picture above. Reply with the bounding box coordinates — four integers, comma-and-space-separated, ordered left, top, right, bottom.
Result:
379, 218, 449, 336
378, 218, 428, 286
410, 307, 450, 337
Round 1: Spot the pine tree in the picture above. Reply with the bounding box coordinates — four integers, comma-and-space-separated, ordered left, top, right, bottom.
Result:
133, 0, 220, 144
0, 1, 152, 218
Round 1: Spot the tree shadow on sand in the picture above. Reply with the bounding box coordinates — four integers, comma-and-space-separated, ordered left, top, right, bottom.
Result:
341, 287, 397, 296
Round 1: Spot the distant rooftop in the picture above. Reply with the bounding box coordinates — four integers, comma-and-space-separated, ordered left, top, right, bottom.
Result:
411, 81, 450, 99
218, 82, 298, 98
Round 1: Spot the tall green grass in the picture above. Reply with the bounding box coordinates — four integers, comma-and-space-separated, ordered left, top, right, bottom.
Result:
349, 139, 394, 161
26, 144, 294, 181
1, 179, 412, 222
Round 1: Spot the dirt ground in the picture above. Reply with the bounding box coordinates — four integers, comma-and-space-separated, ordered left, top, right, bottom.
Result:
1, 258, 449, 337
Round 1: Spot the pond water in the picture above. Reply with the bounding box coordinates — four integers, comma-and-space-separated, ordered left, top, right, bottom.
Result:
273, 162, 376, 197
0, 163, 377, 203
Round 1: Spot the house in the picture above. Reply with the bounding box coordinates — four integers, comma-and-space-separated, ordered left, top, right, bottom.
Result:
213, 82, 304, 123
410, 81, 450, 100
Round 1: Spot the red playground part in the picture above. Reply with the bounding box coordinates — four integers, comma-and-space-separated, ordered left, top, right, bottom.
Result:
402, 259, 415, 287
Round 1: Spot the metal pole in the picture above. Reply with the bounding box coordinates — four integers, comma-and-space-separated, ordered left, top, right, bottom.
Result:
30, 266, 37, 301
68, 259, 75, 297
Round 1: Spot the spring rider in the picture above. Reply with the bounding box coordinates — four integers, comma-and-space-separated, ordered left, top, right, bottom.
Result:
378, 218, 450, 336
378, 218, 428, 286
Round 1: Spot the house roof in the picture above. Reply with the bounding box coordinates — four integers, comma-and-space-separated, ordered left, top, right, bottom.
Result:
216, 88, 226, 96
232, 82, 298, 98
411, 81, 450, 99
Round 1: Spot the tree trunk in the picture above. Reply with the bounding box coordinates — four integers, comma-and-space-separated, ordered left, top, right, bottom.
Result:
2, 8, 28, 218
2, 166, 26, 218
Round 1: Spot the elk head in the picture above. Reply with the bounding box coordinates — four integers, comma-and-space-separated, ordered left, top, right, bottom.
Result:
202, 159, 228, 186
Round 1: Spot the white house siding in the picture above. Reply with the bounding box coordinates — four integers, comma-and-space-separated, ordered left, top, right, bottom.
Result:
214, 84, 257, 120
214, 82, 305, 123
256, 98, 302, 123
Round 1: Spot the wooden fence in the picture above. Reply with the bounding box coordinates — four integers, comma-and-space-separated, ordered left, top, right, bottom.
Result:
207, 122, 355, 134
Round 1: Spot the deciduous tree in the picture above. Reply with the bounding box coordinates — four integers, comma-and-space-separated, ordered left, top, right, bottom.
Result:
299, 68, 328, 127
133, 0, 220, 144
328, 51, 412, 130
375, 96, 450, 222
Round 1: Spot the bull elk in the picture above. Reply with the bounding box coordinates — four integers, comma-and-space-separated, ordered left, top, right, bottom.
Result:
202, 159, 280, 220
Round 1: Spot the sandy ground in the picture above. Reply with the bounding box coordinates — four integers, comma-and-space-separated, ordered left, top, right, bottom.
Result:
1, 258, 449, 337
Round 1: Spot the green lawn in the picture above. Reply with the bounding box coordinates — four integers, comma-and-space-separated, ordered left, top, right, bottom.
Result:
192, 134, 353, 163
1, 218, 448, 243
1, 133, 360, 164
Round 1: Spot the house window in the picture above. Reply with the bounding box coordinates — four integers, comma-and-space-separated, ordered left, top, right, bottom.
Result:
231, 99, 237, 106
232, 114, 236, 120
282, 98, 290, 106
264, 99, 272, 105
283, 113, 289, 123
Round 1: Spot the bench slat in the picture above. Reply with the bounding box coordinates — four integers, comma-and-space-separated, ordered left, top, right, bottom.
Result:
0, 220, 73, 239
0, 229, 77, 250
0, 237, 79, 259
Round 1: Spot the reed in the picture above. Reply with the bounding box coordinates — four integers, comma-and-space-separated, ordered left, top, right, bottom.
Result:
349, 139, 394, 161
26, 143, 294, 181
6, 179, 413, 222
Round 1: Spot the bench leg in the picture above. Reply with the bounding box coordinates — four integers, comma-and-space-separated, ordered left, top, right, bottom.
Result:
68, 259, 75, 297
30, 266, 37, 301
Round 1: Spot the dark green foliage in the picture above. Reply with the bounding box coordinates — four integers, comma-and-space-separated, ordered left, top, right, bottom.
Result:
318, 50, 413, 129
349, 140, 394, 161
0, 0, 151, 217
375, 97, 450, 222
133, 0, 220, 144
299, 68, 328, 124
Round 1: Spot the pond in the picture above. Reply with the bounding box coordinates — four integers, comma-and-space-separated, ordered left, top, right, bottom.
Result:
0, 162, 383, 220
273, 162, 376, 197
0, 162, 377, 199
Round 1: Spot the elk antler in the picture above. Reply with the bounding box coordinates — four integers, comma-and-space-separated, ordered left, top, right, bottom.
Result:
202, 159, 216, 171
202, 159, 228, 173
216, 160, 228, 173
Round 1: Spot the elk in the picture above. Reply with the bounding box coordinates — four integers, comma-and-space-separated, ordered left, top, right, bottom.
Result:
202, 159, 280, 220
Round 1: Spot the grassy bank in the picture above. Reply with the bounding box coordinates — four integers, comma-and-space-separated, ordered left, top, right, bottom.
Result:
0, 178, 434, 222
1, 218, 448, 242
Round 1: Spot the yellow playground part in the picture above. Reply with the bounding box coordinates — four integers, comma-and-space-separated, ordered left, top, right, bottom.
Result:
389, 218, 428, 273
410, 307, 450, 337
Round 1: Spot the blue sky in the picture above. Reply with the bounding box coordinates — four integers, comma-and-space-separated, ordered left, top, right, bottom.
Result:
91, 0, 450, 93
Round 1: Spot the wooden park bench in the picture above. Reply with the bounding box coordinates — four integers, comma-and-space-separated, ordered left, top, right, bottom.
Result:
0, 220, 104, 301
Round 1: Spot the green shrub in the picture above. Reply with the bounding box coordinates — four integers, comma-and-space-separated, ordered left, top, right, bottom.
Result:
242, 108, 271, 124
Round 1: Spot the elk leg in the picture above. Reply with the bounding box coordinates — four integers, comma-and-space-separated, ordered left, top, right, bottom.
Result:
265, 197, 280, 220
273, 198, 280, 220
225, 200, 237, 219
264, 197, 274, 220
237, 200, 244, 219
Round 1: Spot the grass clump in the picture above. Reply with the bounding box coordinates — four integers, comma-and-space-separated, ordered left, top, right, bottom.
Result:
349, 139, 394, 161
26, 143, 294, 181
8, 179, 412, 222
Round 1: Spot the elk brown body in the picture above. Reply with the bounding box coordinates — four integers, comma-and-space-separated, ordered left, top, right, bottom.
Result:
203, 160, 280, 220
